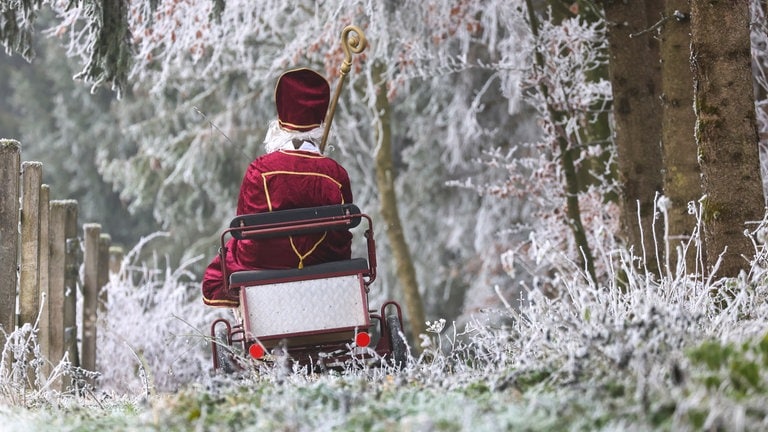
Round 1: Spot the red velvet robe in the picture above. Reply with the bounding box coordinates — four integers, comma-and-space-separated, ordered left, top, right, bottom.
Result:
202, 149, 353, 307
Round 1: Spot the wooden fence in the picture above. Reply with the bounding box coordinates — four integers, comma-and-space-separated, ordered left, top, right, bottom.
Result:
1, 139, 114, 389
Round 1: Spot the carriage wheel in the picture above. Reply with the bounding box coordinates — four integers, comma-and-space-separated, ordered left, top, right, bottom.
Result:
386, 314, 408, 369
214, 328, 237, 374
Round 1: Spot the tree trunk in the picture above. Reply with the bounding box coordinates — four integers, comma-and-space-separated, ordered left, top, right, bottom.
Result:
659, 3, 702, 274
602, 0, 664, 275
372, 61, 427, 341
690, 0, 765, 278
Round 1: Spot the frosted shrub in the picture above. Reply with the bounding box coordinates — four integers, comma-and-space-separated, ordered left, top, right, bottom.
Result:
484, 208, 768, 428
0, 232, 221, 406
5, 215, 768, 429
0, 321, 96, 407
96, 233, 223, 394
351, 200, 768, 428
1, 324, 58, 406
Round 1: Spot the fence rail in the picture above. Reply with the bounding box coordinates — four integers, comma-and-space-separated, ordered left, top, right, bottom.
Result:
1, 139, 114, 389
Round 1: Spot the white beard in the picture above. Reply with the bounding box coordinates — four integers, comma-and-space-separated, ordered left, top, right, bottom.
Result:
263, 120, 324, 154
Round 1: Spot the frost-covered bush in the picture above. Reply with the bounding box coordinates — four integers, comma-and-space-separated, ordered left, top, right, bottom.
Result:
4, 213, 768, 429
95, 233, 224, 394
87, 198, 768, 425
445, 210, 768, 430
0, 318, 105, 409
0, 323, 72, 407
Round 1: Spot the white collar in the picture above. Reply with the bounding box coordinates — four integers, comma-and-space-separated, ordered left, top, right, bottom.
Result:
295, 140, 320, 153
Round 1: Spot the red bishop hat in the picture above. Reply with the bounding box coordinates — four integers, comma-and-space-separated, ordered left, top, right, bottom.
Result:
275, 68, 330, 132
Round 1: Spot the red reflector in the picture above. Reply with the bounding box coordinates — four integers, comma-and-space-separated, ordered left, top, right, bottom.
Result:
355, 332, 371, 347
249, 343, 265, 359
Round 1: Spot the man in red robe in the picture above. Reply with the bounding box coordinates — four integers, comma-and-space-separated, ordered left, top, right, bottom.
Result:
202, 68, 353, 307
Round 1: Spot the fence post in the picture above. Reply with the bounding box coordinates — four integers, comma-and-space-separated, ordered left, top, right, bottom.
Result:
97, 234, 111, 315
64, 205, 80, 373
81, 224, 100, 379
38, 185, 51, 374
19, 162, 42, 327
0, 140, 20, 339
109, 246, 124, 275
49, 200, 78, 389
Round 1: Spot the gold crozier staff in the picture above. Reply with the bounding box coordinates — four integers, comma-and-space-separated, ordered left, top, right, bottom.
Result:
319, 25, 368, 154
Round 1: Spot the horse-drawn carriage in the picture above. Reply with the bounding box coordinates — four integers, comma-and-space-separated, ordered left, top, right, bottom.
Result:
210, 204, 409, 373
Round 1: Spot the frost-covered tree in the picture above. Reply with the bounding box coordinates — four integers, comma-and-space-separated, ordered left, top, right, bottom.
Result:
1, 0, 131, 95
490, 2, 615, 289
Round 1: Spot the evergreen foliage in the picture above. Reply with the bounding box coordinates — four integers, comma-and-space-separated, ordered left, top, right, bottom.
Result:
0, 0, 40, 60
1, 16, 154, 248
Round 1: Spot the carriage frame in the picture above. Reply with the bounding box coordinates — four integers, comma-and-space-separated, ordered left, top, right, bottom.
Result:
209, 204, 408, 373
